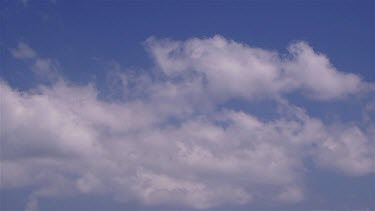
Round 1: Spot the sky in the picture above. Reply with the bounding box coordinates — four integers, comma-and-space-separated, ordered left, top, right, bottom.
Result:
0, 0, 374, 211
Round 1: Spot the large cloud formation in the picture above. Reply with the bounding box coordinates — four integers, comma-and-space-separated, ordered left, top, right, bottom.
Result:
1, 36, 374, 210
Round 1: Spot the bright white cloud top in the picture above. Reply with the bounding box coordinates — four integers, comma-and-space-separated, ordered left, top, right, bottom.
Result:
1, 36, 374, 210
147, 36, 364, 100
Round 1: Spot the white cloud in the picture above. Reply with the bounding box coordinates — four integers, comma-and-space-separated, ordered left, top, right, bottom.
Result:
10, 42, 59, 81
146, 35, 364, 101
283, 42, 362, 100
1, 36, 374, 210
10, 42, 37, 59
313, 126, 374, 176
32, 58, 59, 80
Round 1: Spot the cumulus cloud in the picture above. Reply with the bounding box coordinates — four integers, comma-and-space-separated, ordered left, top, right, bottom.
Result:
146, 35, 364, 100
283, 42, 363, 100
1, 36, 374, 210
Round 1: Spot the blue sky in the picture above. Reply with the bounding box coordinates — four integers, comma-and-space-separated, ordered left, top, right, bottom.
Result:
1, 0, 374, 211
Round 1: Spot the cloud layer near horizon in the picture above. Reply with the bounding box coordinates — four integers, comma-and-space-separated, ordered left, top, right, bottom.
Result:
1, 36, 374, 210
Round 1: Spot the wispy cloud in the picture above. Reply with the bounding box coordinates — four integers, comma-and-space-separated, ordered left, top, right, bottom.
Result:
10, 42, 37, 59
10, 42, 59, 81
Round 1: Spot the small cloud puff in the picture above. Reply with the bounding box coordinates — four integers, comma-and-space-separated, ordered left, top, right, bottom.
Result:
10, 42, 37, 59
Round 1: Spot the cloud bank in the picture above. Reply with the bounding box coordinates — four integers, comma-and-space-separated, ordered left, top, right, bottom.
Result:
1, 36, 374, 210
